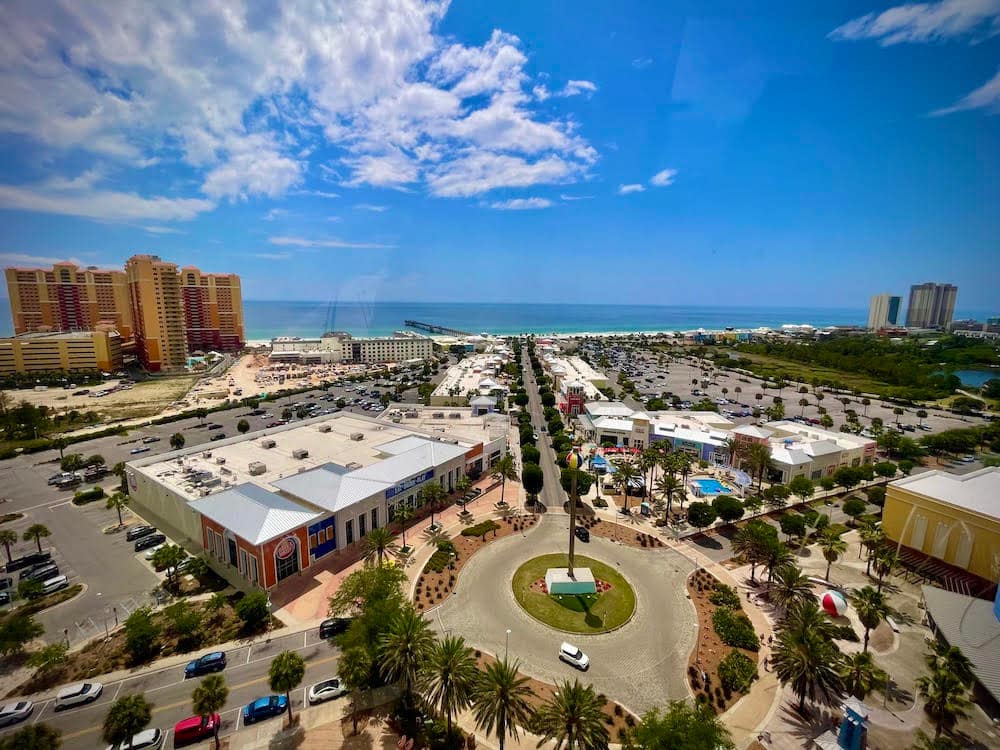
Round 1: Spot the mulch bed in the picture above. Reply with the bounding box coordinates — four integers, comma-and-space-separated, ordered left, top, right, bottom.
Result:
579, 517, 665, 549
475, 651, 637, 744
685, 568, 760, 715
413, 513, 539, 612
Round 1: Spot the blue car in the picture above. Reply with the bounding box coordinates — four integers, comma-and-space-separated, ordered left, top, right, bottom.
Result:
243, 695, 287, 724
184, 651, 227, 678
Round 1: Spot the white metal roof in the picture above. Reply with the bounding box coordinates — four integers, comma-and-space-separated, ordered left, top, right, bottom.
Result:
189, 483, 320, 545
892, 468, 1000, 520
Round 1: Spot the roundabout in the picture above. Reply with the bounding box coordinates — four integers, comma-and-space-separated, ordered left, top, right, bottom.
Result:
430, 513, 698, 714
512, 553, 636, 633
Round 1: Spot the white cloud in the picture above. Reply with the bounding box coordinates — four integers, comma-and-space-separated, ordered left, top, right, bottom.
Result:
269, 235, 394, 249
618, 184, 645, 195
263, 209, 290, 221
0, 182, 214, 221
559, 80, 598, 97
251, 252, 292, 260
427, 153, 576, 197
298, 190, 340, 199
489, 197, 553, 210
143, 225, 186, 235
829, 0, 1000, 45
632, 57, 653, 69
355, 204, 389, 212
559, 194, 592, 201
0, 252, 89, 266
0, 1, 598, 208
933, 67, 1000, 114
650, 168, 678, 187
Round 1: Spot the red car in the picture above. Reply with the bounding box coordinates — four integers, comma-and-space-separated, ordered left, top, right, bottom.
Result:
173, 713, 221, 745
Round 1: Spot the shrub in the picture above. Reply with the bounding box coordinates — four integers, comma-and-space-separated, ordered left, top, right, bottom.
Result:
72, 485, 106, 505
711, 607, 759, 651
718, 650, 758, 693
124, 607, 161, 664
593, 496, 607, 508
424, 549, 452, 574
461, 520, 501, 540
708, 583, 741, 610
235, 590, 270, 632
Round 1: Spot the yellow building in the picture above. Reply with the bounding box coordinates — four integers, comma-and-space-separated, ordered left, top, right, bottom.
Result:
125, 255, 187, 372
4, 262, 133, 339
883, 468, 1000, 583
0, 330, 123, 375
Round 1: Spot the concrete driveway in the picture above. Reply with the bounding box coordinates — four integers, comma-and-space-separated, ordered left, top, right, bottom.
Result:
430, 513, 696, 715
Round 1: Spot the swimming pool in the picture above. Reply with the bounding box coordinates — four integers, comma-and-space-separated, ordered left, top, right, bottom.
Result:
692, 478, 734, 496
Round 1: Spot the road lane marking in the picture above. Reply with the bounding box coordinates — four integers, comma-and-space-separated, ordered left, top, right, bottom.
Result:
59, 652, 339, 742
112, 681, 124, 701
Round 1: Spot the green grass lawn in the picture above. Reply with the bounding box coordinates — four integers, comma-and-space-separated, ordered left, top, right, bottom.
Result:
511, 554, 636, 634
709, 349, 892, 393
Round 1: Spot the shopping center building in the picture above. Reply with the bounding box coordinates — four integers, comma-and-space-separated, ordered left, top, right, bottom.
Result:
126, 411, 507, 590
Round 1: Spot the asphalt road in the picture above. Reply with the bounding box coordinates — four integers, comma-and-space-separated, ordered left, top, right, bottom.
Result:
521, 349, 566, 510
0, 628, 340, 749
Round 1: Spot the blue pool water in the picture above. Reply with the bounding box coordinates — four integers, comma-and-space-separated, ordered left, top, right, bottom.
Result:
693, 478, 733, 495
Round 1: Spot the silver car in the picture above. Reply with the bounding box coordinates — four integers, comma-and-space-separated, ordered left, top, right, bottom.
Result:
54, 682, 103, 710
0, 701, 33, 727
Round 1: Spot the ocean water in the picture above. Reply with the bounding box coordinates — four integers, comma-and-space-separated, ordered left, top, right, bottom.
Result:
240, 301, 872, 340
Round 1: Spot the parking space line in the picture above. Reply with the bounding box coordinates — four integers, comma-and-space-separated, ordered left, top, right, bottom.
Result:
246, 645, 252, 664
112, 681, 124, 701
304, 630, 307, 648
31, 699, 51, 723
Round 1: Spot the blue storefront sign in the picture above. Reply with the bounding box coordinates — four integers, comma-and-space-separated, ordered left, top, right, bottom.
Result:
308, 517, 336, 559
386, 469, 435, 499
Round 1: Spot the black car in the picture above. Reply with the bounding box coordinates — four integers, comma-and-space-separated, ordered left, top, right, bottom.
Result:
126, 525, 157, 542
5, 551, 52, 574
0, 576, 12, 591
207, 423, 223, 430
184, 651, 227, 678
574, 526, 590, 543
20, 563, 59, 582
0, 592, 10, 606
319, 617, 352, 639
210, 433, 226, 441
134, 533, 166, 552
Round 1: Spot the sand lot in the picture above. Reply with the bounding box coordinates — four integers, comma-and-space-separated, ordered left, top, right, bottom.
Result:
7, 375, 199, 422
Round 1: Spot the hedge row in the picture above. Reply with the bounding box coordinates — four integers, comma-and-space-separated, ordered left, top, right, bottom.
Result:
460, 520, 501, 540
72, 486, 107, 505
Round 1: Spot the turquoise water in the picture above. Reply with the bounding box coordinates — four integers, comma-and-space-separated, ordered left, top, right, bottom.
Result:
693, 478, 734, 495
949, 369, 999, 387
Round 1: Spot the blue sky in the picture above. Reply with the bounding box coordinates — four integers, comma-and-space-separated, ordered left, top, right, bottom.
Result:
0, 0, 997, 311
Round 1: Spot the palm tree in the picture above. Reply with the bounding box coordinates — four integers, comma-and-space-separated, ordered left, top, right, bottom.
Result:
615, 460, 638, 513
268, 650, 306, 722
798, 398, 809, 416
764, 540, 795, 583
492, 454, 518, 506
534, 679, 610, 750
23, 524, 51, 554
873, 547, 897, 592
841, 651, 888, 700
421, 635, 478, 737
923, 639, 974, 687
192, 674, 229, 749
654, 474, 683, 524
0, 529, 17, 564
817, 529, 847, 581
772, 601, 844, 712
850, 586, 895, 653
638, 449, 659, 504
363, 527, 398, 566
102, 694, 153, 749
732, 521, 771, 580
378, 607, 435, 705
105, 492, 130, 527
169, 432, 185, 450
769, 565, 813, 612
916, 668, 970, 738
472, 657, 534, 750
910, 730, 963, 750
858, 518, 883, 568
339, 647, 373, 735
745, 442, 772, 493
112, 461, 128, 493
394, 504, 415, 551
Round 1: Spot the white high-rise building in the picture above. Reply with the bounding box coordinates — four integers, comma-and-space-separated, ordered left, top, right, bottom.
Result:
867, 294, 901, 330
906, 283, 957, 328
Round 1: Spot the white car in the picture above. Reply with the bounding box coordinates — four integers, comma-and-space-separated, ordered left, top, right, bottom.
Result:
55, 682, 103, 710
105, 728, 165, 750
144, 543, 165, 560
308, 677, 348, 704
558, 642, 590, 671
0, 700, 33, 727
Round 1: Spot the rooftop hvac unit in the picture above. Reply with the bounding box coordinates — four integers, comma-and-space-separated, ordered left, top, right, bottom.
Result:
392, 416, 402, 423
248, 461, 267, 476
261, 439, 276, 449
292, 448, 309, 459
318, 424, 332, 433
345, 461, 363, 470
215, 457, 226, 465
432, 412, 444, 418
448, 412, 461, 419
405, 410, 418, 418
350, 432, 364, 441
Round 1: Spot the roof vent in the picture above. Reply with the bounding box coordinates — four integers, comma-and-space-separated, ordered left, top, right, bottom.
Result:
292, 448, 309, 459
248, 461, 267, 476
202, 452, 212, 458
261, 439, 276, 449
318, 424, 332, 433
215, 457, 226, 465
345, 461, 363, 470
350, 432, 364, 441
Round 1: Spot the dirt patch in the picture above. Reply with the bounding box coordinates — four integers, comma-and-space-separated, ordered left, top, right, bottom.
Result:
8, 375, 199, 422
475, 651, 637, 744
869, 620, 895, 653
579, 517, 665, 549
686, 568, 760, 715
413, 514, 538, 613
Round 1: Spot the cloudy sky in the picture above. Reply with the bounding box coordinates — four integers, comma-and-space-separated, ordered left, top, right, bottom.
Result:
0, 0, 997, 310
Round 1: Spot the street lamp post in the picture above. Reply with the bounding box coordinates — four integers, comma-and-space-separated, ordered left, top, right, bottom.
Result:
505, 628, 511, 660
266, 597, 273, 644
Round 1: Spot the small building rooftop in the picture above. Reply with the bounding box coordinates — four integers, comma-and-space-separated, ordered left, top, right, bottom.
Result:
892, 468, 1000, 520
189, 483, 320, 545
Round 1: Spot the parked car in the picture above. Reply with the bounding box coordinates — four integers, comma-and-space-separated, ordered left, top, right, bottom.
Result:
142, 436, 161, 444
54, 682, 103, 710
105, 727, 165, 750
558, 642, 590, 671
185, 651, 227, 678
41, 575, 69, 595
20, 563, 59, 582
0, 592, 10, 606
319, 617, 352, 639
0, 576, 13, 591
173, 713, 221, 745
48, 472, 77, 486
308, 677, 347, 704
4, 551, 51, 574
210, 433, 226, 441
130, 446, 151, 455
134, 533, 166, 552
143, 544, 165, 560
207, 423, 223, 430
573, 526, 590, 543
242, 695, 288, 724
126, 525, 157, 542
0, 700, 33, 727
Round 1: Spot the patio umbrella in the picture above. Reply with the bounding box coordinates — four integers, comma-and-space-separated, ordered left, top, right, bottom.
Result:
820, 590, 848, 617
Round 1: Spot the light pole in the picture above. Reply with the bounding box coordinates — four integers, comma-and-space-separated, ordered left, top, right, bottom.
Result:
505, 628, 511, 660
266, 596, 273, 643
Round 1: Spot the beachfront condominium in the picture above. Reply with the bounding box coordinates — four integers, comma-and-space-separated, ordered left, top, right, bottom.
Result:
906, 282, 957, 328
4, 262, 134, 339
179, 266, 245, 354
0, 329, 124, 375
867, 293, 901, 330
126, 254, 188, 372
